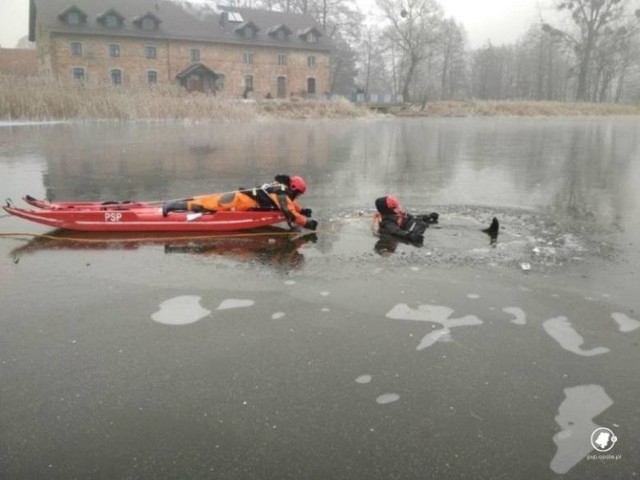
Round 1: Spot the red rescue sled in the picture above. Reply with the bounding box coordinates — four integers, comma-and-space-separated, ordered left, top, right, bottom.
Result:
3, 196, 287, 232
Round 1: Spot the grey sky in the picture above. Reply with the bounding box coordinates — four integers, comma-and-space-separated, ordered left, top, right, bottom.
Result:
1, 0, 542, 50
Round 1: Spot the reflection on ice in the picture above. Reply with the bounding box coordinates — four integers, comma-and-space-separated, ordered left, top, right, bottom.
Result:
550, 384, 613, 474
386, 303, 483, 351
543, 317, 609, 356
611, 312, 640, 332
151, 295, 211, 325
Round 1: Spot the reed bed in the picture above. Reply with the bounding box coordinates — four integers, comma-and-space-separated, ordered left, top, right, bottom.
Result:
2, 75, 638, 120
399, 100, 640, 117
0, 75, 370, 121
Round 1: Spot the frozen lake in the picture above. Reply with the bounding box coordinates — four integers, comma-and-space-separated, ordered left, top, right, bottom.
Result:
1, 117, 639, 479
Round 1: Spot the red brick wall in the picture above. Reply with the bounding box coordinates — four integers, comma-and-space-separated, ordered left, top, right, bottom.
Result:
0, 48, 38, 76
49, 32, 330, 97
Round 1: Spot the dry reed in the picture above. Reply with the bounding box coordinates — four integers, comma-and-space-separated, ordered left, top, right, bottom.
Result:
0, 75, 370, 121
398, 99, 640, 117
2, 75, 639, 121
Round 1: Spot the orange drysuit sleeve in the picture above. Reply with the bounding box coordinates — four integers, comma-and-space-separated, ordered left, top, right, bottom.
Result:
269, 193, 308, 227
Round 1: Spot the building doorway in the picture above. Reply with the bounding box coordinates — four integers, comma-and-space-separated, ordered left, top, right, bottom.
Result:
277, 76, 287, 98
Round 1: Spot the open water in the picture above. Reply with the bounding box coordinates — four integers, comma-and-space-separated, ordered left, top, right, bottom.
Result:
1, 117, 639, 479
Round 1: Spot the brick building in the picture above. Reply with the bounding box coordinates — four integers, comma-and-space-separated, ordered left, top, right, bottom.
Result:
0, 48, 38, 76
29, 0, 332, 98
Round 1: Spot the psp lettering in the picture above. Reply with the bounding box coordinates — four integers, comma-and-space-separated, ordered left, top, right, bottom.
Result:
105, 212, 123, 222
587, 454, 622, 461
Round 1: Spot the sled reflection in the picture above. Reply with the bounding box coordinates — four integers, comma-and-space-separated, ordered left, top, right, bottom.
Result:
10, 227, 317, 270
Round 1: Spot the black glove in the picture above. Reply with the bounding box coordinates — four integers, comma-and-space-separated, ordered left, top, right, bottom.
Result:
418, 213, 439, 224
305, 219, 318, 231
300, 208, 312, 217
408, 232, 424, 246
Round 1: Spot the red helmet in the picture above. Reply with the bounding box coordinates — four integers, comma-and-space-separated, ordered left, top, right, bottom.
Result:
289, 176, 307, 194
386, 196, 400, 209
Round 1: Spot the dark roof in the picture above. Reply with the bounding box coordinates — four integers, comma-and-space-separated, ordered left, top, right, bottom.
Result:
57, 5, 89, 22
176, 62, 218, 79
267, 24, 292, 36
96, 8, 126, 23
30, 0, 332, 52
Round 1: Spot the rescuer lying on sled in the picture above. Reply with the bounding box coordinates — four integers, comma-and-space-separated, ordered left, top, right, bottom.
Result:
373, 195, 439, 246
161, 175, 318, 230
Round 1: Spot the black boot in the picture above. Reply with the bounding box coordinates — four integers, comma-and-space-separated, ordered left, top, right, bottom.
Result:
482, 217, 499, 244
162, 200, 189, 217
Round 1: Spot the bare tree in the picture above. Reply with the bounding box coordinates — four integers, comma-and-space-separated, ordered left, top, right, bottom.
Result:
438, 18, 467, 100
376, 0, 443, 102
543, 0, 639, 101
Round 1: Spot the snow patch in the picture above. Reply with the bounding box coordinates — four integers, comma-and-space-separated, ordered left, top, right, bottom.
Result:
151, 295, 211, 325
543, 317, 609, 356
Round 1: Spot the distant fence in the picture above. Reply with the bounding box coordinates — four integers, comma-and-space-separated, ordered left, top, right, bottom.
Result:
348, 93, 405, 104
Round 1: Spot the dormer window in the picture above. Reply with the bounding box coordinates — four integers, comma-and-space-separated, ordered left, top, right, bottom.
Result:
58, 6, 88, 26
133, 12, 162, 31
235, 21, 259, 40
267, 24, 292, 41
298, 27, 322, 44
97, 9, 125, 29
142, 18, 155, 30
106, 15, 119, 27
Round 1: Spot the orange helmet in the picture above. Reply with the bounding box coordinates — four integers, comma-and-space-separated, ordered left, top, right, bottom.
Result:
289, 176, 307, 194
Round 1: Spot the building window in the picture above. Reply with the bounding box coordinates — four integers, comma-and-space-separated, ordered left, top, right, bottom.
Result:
307, 77, 316, 94
191, 49, 200, 62
243, 52, 254, 64
105, 15, 119, 28
145, 46, 157, 59
307, 32, 317, 43
110, 69, 122, 86
68, 12, 80, 25
147, 71, 157, 85
244, 75, 254, 91
307, 56, 316, 68
109, 44, 120, 57
141, 18, 155, 30
70, 42, 82, 56
72, 67, 85, 82
277, 53, 287, 66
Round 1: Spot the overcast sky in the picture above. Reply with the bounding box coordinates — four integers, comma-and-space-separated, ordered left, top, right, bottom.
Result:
0, 0, 542, 49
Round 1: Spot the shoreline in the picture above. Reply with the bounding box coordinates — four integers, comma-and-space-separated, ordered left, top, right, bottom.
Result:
1, 76, 639, 120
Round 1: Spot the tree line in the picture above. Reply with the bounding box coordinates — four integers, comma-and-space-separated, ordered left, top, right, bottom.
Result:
243, 0, 640, 104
